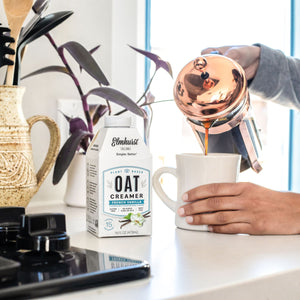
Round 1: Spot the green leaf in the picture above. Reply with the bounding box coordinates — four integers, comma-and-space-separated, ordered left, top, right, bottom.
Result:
124, 213, 132, 220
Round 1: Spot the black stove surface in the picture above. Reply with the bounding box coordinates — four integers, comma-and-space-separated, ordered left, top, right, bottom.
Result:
0, 209, 150, 299
0, 246, 150, 299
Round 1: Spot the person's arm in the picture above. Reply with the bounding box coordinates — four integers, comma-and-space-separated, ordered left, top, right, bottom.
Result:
251, 44, 300, 110
177, 182, 300, 235
202, 44, 300, 110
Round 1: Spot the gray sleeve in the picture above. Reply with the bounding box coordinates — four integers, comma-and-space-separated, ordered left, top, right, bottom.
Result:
249, 44, 300, 110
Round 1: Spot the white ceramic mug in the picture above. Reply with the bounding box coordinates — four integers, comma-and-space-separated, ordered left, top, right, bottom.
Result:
152, 153, 241, 231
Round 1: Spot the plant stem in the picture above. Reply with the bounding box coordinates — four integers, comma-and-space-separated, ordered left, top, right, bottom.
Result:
136, 69, 157, 105
45, 33, 94, 133
106, 99, 112, 115
141, 99, 173, 106
145, 105, 153, 145
114, 69, 158, 116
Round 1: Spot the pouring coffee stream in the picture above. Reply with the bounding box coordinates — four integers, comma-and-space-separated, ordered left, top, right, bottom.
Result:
173, 54, 263, 172
203, 121, 213, 156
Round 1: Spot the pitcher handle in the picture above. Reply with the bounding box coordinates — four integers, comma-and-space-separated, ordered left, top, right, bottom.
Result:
152, 167, 177, 212
27, 115, 61, 189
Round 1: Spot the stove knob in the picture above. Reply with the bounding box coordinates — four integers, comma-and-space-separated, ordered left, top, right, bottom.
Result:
0, 207, 25, 245
16, 213, 70, 252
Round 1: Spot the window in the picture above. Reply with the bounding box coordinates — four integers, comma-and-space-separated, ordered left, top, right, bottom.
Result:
149, 0, 291, 191
289, 0, 300, 192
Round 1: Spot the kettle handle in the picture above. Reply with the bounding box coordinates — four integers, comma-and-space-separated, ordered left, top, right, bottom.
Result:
239, 120, 263, 173
27, 115, 60, 189
152, 167, 177, 212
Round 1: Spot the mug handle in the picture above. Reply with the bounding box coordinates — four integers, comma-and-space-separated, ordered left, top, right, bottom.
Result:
27, 115, 61, 189
152, 167, 177, 212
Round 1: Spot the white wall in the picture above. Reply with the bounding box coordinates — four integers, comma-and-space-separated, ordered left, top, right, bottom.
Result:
0, 0, 145, 202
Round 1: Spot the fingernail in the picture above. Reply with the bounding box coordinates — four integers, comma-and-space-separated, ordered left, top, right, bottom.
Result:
182, 193, 188, 201
208, 226, 213, 232
186, 216, 193, 224
178, 207, 185, 217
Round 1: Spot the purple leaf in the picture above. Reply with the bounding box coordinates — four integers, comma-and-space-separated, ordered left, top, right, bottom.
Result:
69, 117, 88, 134
129, 45, 173, 78
53, 129, 93, 185
58, 41, 109, 85
89, 45, 101, 55
15, 11, 74, 85
89, 104, 97, 116
21, 65, 70, 80
63, 116, 89, 150
92, 104, 109, 125
86, 87, 145, 118
60, 111, 71, 122
145, 91, 155, 104
80, 45, 101, 73
18, 11, 74, 46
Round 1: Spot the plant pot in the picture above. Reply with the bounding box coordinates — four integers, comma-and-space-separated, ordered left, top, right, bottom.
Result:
64, 152, 86, 207
0, 85, 60, 207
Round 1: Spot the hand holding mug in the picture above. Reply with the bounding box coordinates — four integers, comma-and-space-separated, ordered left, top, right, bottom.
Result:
152, 153, 241, 231
179, 182, 300, 235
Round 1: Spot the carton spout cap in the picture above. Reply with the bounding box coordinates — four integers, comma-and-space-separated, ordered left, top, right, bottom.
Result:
105, 116, 131, 128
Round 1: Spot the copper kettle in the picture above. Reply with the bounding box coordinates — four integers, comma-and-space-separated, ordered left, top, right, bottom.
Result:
173, 54, 262, 172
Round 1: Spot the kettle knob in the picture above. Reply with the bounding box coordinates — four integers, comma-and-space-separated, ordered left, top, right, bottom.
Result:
0, 207, 25, 245
193, 57, 211, 80
194, 57, 207, 71
16, 213, 70, 252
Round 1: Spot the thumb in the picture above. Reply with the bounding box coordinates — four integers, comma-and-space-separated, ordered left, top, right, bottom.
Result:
201, 47, 219, 55
201, 46, 233, 56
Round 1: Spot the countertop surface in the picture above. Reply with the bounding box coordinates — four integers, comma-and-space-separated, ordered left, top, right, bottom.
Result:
26, 197, 300, 300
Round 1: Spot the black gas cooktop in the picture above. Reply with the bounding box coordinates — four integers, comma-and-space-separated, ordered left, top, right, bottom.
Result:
0, 208, 150, 299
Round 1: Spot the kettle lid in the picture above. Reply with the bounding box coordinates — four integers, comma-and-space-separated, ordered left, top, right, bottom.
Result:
173, 54, 247, 122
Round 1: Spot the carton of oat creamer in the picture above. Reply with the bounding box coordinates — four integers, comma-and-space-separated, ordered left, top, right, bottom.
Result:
86, 116, 152, 237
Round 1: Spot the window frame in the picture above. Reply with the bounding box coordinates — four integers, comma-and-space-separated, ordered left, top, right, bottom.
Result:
289, 0, 300, 191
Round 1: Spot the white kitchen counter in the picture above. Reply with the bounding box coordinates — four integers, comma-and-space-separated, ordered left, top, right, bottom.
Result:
27, 197, 300, 300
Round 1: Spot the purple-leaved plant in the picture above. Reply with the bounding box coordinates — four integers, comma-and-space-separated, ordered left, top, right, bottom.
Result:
20, 9, 173, 185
